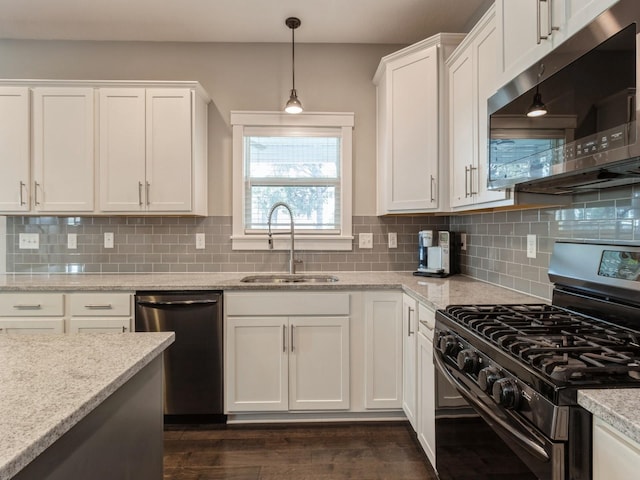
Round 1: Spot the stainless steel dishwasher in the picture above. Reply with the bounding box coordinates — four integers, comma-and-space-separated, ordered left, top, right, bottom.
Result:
135, 291, 224, 423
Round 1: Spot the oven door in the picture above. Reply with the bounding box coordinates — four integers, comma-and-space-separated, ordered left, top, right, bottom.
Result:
433, 352, 567, 480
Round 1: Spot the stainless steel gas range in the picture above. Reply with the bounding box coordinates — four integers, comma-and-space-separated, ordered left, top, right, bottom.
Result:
434, 242, 640, 480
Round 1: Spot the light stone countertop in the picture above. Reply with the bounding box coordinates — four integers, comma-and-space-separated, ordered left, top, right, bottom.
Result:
578, 389, 640, 444
0, 332, 174, 480
0, 271, 543, 312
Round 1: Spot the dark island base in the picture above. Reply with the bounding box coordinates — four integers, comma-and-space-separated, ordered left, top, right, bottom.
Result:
15, 356, 163, 480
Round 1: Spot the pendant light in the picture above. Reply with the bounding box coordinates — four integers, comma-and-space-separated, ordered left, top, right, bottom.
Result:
284, 17, 303, 114
526, 84, 548, 117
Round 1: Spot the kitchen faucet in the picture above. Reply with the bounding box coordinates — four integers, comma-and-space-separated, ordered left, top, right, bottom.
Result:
267, 201, 301, 274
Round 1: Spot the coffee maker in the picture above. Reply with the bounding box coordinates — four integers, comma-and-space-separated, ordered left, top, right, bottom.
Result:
415, 230, 459, 277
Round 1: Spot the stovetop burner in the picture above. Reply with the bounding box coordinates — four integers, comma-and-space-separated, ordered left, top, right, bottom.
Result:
443, 304, 640, 383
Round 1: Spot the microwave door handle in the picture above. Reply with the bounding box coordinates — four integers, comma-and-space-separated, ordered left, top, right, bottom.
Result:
433, 353, 550, 462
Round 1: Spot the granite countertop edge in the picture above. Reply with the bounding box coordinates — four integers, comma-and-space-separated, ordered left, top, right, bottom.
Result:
578, 389, 640, 444
0, 332, 175, 480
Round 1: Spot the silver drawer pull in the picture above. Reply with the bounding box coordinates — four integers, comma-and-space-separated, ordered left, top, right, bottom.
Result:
84, 304, 113, 309
13, 304, 42, 310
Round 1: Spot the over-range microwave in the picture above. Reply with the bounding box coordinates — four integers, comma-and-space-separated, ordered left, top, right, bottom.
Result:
488, 0, 640, 194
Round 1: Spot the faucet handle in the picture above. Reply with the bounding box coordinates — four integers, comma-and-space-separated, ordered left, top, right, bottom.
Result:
268, 233, 274, 249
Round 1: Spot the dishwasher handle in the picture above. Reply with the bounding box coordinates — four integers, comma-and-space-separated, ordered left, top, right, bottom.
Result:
136, 299, 218, 307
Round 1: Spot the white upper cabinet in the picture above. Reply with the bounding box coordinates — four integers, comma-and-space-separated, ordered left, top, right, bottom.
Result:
497, 0, 620, 88
0, 87, 30, 212
449, 5, 509, 211
99, 86, 208, 215
374, 34, 464, 215
32, 87, 95, 212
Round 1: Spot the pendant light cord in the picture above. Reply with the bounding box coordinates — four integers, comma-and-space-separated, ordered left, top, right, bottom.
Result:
291, 26, 296, 90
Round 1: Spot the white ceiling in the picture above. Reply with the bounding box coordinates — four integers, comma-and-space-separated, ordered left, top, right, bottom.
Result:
0, 0, 489, 45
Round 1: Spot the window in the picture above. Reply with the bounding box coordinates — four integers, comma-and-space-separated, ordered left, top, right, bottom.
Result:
231, 112, 354, 251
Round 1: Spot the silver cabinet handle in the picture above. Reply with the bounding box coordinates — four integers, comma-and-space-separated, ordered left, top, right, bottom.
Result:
84, 304, 113, 309
407, 306, 415, 336
34, 181, 40, 206
282, 325, 287, 353
145, 181, 150, 206
19, 181, 26, 206
464, 166, 470, 198
547, 0, 559, 36
430, 175, 436, 202
13, 304, 42, 310
537, 0, 548, 44
138, 181, 143, 206
291, 324, 295, 352
469, 164, 478, 196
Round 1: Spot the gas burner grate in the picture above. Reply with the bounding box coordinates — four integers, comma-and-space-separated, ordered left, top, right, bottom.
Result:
443, 304, 640, 382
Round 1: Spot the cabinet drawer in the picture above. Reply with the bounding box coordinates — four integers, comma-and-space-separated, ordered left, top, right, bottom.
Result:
0, 293, 64, 316
69, 293, 132, 316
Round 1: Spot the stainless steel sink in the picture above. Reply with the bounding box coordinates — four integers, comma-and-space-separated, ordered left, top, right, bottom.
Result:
240, 274, 339, 284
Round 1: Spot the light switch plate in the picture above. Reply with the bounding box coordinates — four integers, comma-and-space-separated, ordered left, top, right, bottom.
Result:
196, 233, 206, 249
18, 233, 39, 249
460, 233, 467, 251
104, 232, 114, 249
388, 232, 397, 249
67, 233, 77, 249
359, 233, 373, 249
527, 234, 537, 258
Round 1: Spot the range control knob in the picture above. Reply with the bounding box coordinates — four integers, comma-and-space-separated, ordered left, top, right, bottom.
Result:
492, 378, 521, 409
478, 367, 502, 392
456, 349, 480, 373
437, 334, 459, 356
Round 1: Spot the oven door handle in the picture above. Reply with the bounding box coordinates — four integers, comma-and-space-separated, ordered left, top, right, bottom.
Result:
434, 352, 550, 462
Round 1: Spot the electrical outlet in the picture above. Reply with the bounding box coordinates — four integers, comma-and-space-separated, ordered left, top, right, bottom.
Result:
460, 233, 467, 251
196, 233, 206, 249
67, 233, 77, 249
388, 232, 397, 249
359, 233, 373, 249
527, 234, 537, 259
104, 232, 114, 249
18, 233, 39, 249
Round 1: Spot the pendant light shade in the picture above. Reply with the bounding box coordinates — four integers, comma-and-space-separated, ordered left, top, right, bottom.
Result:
526, 85, 548, 117
284, 17, 303, 114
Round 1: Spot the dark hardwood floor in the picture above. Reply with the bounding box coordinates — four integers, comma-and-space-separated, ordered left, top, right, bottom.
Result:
164, 421, 438, 480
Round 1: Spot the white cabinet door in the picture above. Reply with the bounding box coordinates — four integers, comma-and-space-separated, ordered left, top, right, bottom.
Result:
402, 293, 418, 430
474, 17, 508, 205
145, 89, 193, 212
388, 47, 439, 212
32, 87, 95, 212
497, 0, 564, 86
449, 50, 475, 208
0, 87, 30, 212
417, 310, 436, 468
363, 292, 403, 409
288, 316, 350, 410
225, 317, 288, 412
593, 416, 640, 480
99, 88, 146, 212
68, 317, 131, 333
0, 318, 64, 334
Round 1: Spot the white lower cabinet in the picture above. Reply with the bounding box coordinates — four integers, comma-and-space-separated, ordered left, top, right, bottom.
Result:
593, 416, 640, 480
417, 304, 437, 468
0, 292, 65, 334
363, 291, 403, 409
402, 293, 418, 430
0, 291, 133, 334
68, 292, 133, 333
225, 292, 350, 413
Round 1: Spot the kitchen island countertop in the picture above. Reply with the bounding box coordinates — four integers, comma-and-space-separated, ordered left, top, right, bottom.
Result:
0, 332, 174, 480
578, 389, 640, 444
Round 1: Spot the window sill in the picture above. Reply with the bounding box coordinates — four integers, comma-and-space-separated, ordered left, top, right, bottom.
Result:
231, 235, 354, 251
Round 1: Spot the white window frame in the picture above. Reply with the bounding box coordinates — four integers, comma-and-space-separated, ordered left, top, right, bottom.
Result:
231, 111, 354, 251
